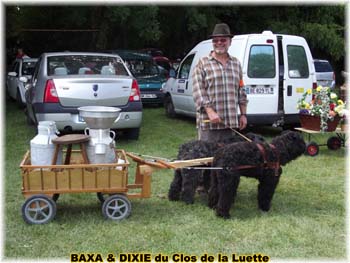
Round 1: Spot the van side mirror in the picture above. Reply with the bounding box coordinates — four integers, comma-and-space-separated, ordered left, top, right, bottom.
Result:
169, 68, 176, 78
19, 76, 28, 83
8, 72, 17, 77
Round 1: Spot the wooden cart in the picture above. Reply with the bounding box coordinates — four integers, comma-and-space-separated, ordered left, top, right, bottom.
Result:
20, 149, 212, 224
295, 127, 347, 156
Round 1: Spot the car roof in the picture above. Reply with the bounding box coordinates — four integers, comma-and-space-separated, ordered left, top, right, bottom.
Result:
41, 52, 123, 59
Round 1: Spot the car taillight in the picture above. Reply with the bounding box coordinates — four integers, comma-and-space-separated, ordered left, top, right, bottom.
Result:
129, 79, 140, 102
44, 79, 59, 103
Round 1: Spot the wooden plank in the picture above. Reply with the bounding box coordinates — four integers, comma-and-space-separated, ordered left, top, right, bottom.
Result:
127, 184, 144, 189
295, 127, 345, 134
19, 151, 30, 167
168, 157, 213, 168
22, 188, 128, 195
126, 193, 143, 199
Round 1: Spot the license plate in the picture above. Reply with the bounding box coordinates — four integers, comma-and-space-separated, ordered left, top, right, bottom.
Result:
245, 87, 274, 95
141, 94, 157, 99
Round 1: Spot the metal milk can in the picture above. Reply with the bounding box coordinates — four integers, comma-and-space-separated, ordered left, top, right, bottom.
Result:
85, 128, 117, 164
30, 121, 62, 166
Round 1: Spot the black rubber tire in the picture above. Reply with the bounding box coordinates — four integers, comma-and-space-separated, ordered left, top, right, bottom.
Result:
22, 195, 57, 224
102, 194, 131, 221
24, 108, 36, 126
16, 88, 25, 109
327, 136, 342, 150
305, 142, 319, 157
164, 95, 176, 118
125, 128, 140, 140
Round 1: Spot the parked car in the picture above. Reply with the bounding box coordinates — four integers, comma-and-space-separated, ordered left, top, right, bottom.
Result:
153, 55, 172, 71
139, 48, 172, 76
6, 57, 38, 107
162, 30, 317, 127
24, 52, 142, 139
105, 50, 167, 105
139, 48, 164, 57
314, 59, 335, 88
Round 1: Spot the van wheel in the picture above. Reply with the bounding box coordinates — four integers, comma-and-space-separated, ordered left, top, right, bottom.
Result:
164, 95, 176, 118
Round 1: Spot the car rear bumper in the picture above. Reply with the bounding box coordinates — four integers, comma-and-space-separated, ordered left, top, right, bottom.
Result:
36, 111, 142, 131
140, 90, 164, 104
33, 102, 142, 131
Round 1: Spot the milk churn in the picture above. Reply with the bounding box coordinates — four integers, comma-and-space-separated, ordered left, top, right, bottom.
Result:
30, 121, 62, 166
85, 128, 117, 164
78, 106, 121, 164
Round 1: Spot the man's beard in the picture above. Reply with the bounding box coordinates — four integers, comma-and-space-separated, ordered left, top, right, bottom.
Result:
214, 47, 227, 55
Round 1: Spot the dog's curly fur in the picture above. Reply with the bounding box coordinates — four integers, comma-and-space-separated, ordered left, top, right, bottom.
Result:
168, 133, 265, 204
208, 131, 306, 218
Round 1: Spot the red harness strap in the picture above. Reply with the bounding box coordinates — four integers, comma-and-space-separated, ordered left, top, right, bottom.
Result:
230, 143, 280, 176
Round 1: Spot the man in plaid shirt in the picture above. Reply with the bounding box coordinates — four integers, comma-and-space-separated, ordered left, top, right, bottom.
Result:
193, 23, 248, 142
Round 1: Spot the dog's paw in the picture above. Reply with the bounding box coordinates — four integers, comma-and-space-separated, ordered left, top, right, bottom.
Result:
181, 197, 194, 205
168, 193, 180, 201
216, 210, 231, 219
258, 205, 271, 212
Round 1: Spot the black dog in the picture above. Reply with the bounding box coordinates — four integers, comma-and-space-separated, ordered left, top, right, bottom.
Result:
168, 133, 265, 204
208, 131, 306, 218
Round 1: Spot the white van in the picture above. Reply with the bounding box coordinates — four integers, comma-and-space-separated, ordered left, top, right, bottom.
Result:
162, 31, 317, 127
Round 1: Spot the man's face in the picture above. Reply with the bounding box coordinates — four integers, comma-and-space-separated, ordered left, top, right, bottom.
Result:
212, 37, 231, 55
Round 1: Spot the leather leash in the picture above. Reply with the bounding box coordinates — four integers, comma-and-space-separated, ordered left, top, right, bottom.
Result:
203, 119, 252, 142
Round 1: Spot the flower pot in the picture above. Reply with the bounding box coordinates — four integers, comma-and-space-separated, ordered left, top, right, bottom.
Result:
299, 114, 340, 132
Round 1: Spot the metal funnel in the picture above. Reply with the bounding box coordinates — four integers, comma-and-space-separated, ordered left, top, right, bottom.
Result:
78, 106, 121, 129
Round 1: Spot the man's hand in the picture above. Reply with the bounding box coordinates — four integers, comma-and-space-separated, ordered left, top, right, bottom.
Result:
205, 107, 221, 123
239, 115, 247, 130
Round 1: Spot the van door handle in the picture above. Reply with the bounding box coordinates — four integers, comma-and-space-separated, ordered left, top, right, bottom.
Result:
287, 85, 292, 96
185, 81, 188, 90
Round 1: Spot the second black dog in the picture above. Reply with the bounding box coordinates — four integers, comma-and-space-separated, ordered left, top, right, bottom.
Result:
208, 131, 306, 218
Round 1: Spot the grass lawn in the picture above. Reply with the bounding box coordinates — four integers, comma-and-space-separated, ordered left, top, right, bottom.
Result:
4, 100, 347, 261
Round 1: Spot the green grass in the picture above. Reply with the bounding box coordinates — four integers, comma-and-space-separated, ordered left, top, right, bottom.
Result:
4, 100, 347, 261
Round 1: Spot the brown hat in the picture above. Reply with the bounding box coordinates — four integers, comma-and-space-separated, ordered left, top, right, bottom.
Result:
209, 23, 233, 38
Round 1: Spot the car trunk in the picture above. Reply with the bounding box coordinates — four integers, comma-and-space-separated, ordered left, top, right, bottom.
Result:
53, 77, 132, 107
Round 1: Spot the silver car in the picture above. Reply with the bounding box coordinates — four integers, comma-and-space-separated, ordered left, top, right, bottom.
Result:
24, 52, 143, 139
7, 57, 38, 107
314, 59, 335, 88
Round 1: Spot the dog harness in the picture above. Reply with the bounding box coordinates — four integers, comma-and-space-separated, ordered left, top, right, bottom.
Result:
183, 143, 281, 177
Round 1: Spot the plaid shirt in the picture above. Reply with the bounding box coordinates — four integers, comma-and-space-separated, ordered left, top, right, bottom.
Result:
192, 52, 248, 130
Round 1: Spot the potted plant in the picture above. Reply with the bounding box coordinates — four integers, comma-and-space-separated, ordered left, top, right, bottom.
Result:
297, 86, 346, 132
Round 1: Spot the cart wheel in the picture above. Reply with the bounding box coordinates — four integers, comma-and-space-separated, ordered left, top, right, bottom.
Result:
327, 136, 342, 150
305, 142, 319, 156
102, 194, 131, 221
22, 195, 57, 224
